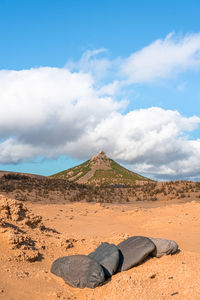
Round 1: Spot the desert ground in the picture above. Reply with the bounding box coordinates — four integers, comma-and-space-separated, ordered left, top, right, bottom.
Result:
1, 195, 200, 300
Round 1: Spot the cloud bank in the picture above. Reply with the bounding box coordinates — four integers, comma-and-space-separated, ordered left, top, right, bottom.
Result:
1, 33, 200, 180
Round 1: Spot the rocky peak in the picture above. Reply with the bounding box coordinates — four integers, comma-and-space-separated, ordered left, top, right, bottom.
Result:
91, 150, 107, 160
90, 151, 110, 168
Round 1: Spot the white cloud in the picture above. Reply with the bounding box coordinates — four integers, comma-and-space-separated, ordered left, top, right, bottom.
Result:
121, 32, 200, 83
0, 138, 41, 164
64, 107, 200, 180
66, 48, 111, 81
1, 33, 200, 180
97, 80, 120, 96
0, 67, 125, 162
66, 33, 200, 88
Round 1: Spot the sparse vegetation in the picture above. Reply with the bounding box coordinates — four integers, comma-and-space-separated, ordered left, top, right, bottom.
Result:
51, 160, 91, 181
50, 151, 152, 187
0, 169, 199, 205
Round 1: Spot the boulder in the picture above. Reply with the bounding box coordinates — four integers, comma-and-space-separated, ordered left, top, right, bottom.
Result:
88, 242, 119, 277
117, 236, 155, 271
51, 255, 105, 289
149, 238, 178, 258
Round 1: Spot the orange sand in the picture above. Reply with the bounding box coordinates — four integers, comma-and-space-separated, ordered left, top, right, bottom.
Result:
1, 199, 200, 299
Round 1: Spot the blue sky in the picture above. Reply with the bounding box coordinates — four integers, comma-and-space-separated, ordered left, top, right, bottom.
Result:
1, 0, 200, 69
0, 0, 200, 180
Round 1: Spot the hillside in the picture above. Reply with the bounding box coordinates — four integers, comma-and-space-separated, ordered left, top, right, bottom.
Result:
51, 150, 151, 186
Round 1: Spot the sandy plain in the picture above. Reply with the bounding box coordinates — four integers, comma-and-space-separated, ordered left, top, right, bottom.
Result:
1, 198, 200, 300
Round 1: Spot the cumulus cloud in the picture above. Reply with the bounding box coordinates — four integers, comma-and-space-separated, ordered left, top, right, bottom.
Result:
64, 107, 200, 180
1, 32, 200, 180
121, 32, 200, 83
0, 67, 125, 163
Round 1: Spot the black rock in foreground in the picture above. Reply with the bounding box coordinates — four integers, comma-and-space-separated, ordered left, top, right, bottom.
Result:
51, 255, 105, 289
88, 242, 119, 277
117, 236, 156, 271
149, 237, 179, 258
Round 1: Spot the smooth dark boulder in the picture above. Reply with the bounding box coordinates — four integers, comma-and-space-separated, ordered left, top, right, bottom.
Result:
117, 236, 156, 271
51, 255, 105, 289
88, 242, 119, 277
149, 238, 178, 258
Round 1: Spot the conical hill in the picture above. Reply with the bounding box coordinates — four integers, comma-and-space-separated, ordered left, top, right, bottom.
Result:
51, 151, 151, 186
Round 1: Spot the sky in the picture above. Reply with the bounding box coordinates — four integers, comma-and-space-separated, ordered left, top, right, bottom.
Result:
0, 0, 200, 181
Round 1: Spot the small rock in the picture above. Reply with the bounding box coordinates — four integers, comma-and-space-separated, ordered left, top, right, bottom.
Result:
171, 292, 179, 296
149, 274, 156, 279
